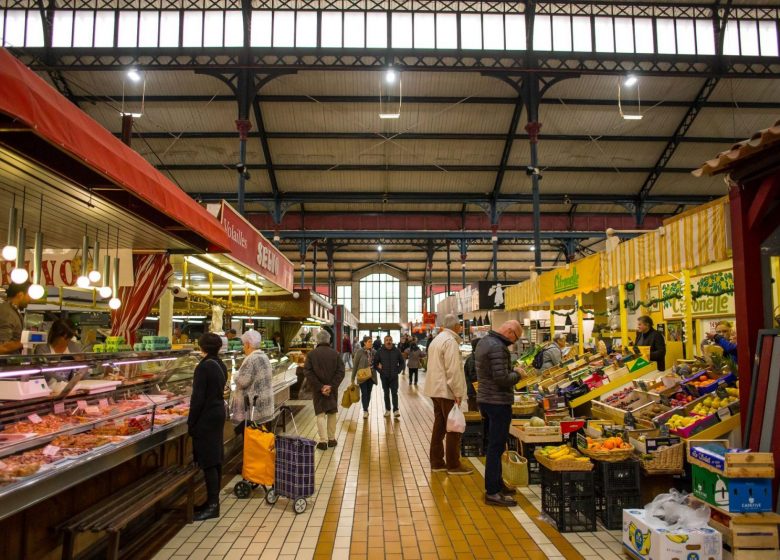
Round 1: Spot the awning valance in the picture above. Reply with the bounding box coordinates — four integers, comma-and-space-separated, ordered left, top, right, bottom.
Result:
0, 49, 230, 253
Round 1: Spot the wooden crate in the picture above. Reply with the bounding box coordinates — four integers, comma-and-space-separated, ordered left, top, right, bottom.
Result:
688, 439, 775, 478
510, 420, 562, 443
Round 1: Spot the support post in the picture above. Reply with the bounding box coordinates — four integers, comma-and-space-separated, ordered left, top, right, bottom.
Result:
577, 292, 585, 355
208, 272, 213, 298
619, 284, 629, 351
312, 241, 318, 293
523, 74, 543, 269
682, 269, 695, 359
446, 241, 451, 295
121, 114, 133, 146
549, 301, 556, 341
158, 277, 174, 340
235, 115, 252, 216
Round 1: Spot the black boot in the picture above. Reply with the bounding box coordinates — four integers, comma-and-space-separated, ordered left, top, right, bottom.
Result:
193, 503, 219, 521
194, 502, 209, 513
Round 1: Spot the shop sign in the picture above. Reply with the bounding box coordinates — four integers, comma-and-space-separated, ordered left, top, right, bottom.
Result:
661, 272, 735, 320
1, 248, 134, 288
478, 281, 517, 310
539, 253, 601, 301
214, 201, 294, 292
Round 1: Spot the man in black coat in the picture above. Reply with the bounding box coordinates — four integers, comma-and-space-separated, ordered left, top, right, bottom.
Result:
475, 320, 523, 507
635, 315, 667, 370
373, 335, 405, 419
305, 330, 345, 450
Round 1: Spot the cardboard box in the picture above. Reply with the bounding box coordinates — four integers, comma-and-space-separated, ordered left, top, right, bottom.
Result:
622, 508, 722, 560
630, 435, 682, 454
691, 464, 773, 513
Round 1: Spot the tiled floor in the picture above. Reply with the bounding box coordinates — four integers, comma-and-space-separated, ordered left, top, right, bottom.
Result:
154, 370, 624, 559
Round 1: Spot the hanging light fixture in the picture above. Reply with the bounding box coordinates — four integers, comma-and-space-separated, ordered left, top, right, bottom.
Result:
108, 228, 121, 309
2, 196, 17, 261
76, 227, 91, 288
27, 195, 45, 300
618, 75, 643, 120
88, 228, 101, 283
98, 226, 112, 298
10, 191, 28, 284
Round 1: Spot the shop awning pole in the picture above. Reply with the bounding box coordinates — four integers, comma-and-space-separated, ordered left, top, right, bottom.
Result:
619, 284, 629, 351
577, 292, 585, 355
549, 301, 555, 341
209, 272, 213, 299
683, 269, 695, 359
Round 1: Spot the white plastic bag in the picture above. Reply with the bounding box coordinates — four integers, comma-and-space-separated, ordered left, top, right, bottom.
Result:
447, 405, 466, 433
644, 489, 710, 530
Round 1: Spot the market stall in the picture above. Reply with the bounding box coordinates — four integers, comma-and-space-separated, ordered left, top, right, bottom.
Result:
257, 288, 333, 354
333, 304, 359, 355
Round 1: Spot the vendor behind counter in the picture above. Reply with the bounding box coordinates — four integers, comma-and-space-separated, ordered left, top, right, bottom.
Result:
0, 282, 32, 354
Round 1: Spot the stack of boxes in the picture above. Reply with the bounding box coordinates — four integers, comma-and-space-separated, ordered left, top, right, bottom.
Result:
460, 411, 483, 457
594, 458, 643, 529
540, 467, 596, 532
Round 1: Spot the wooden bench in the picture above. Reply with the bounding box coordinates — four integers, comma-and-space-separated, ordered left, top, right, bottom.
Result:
59, 465, 196, 560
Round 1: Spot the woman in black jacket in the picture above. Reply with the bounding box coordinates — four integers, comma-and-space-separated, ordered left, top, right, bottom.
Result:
187, 333, 228, 521
463, 338, 480, 411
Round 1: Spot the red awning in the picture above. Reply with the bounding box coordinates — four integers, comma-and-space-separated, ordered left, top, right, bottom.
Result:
0, 49, 230, 253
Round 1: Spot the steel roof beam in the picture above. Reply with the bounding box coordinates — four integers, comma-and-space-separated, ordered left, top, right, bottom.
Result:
163, 163, 695, 173
262, 230, 617, 241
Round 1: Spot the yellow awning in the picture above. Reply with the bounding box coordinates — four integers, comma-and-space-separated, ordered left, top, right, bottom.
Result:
505, 275, 541, 311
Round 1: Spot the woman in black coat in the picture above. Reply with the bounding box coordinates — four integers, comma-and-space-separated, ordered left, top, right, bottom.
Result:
187, 333, 228, 521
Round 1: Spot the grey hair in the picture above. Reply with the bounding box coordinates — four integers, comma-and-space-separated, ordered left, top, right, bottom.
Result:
241, 329, 262, 349
315, 329, 331, 344
553, 332, 567, 342
442, 314, 460, 330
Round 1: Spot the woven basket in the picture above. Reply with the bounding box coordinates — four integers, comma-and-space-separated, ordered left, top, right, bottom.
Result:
534, 449, 594, 472
581, 446, 636, 463
512, 402, 539, 416
640, 443, 685, 474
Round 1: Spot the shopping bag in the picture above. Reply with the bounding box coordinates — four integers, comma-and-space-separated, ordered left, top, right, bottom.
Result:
356, 367, 373, 384
341, 387, 353, 408
446, 405, 466, 433
242, 424, 275, 486
501, 450, 528, 489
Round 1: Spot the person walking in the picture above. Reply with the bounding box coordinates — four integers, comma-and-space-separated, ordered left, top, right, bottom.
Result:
476, 320, 524, 507
373, 335, 382, 351
230, 330, 274, 437
188, 333, 228, 521
342, 334, 353, 369
463, 338, 479, 411
304, 330, 345, 450
635, 315, 667, 370
406, 340, 423, 386
398, 334, 410, 375
352, 335, 376, 419
423, 314, 472, 476
373, 335, 404, 418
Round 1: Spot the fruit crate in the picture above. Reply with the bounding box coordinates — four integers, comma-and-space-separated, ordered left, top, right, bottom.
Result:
595, 492, 641, 530
520, 441, 542, 484
594, 458, 641, 494
541, 469, 596, 533
460, 431, 483, 458
541, 465, 595, 498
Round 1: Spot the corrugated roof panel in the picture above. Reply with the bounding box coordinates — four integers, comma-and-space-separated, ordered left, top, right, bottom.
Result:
538, 104, 688, 137
686, 107, 779, 139
53, 70, 234, 97
650, 174, 727, 197
134, 137, 266, 166
81, 101, 241, 134
501, 171, 646, 194
544, 75, 706, 102
278, 170, 381, 192
262, 102, 513, 134
168, 170, 271, 194
709, 78, 780, 103
276, 170, 492, 193
269, 138, 504, 166
508, 139, 665, 168
666, 141, 738, 169
300, 202, 464, 212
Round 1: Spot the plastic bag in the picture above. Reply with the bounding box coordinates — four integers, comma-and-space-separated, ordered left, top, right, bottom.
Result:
446, 405, 466, 433
644, 489, 710, 530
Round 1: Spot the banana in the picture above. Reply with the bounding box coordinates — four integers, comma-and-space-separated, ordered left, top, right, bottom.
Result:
666, 534, 689, 544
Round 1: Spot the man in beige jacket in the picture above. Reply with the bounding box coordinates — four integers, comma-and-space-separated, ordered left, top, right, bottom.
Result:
423, 314, 472, 475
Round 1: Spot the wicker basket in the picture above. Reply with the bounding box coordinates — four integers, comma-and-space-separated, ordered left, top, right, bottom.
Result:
580, 446, 636, 463
512, 402, 539, 416
640, 443, 685, 474
534, 449, 594, 472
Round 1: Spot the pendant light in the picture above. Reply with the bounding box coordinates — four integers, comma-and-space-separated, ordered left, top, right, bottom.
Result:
98, 227, 112, 298
10, 191, 28, 284
88, 228, 101, 283
2, 195, 17, 261
27, 194, 45, 300
76, 225, 91, 288
108, 227, 121, 310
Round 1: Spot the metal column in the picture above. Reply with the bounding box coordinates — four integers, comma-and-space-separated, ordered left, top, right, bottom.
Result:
235, 70, 252, 216
524, 75, 543, 269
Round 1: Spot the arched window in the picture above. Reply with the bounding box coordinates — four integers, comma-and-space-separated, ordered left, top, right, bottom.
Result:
360, 273, 400, 323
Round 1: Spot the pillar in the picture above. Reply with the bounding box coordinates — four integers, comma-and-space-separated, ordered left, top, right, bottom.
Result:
618, 284, 629, 351
549, 300, 555, 341
577, 292, 585, 355
682, 269, 695, 359
158, 277, 174, 340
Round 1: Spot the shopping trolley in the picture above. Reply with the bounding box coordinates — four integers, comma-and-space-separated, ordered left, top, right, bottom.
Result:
233, 395, 275, 500
265, 405, 316, 514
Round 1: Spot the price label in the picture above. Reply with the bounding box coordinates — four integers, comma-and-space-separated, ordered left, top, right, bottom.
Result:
42, 445, 60, 457
53, 402, 65, 415
99, 399, 109, 408
85, 405, 101, 415
717, 407, 732, 421
77, 400, 88, 410
28, 414, 42, 424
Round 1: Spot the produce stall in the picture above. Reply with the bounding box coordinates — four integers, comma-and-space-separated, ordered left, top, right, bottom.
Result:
257, 289, 333, 353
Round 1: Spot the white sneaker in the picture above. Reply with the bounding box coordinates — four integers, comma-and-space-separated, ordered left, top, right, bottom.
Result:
363, 411, 369, 419
384, 411, 390, 417
394, 411, 400, 419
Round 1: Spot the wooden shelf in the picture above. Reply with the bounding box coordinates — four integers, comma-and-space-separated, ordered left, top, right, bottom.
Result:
568, 362, 658, 408
685, 413, 741, 441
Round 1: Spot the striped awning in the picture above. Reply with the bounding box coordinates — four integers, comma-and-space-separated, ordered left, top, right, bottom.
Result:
505, 275, 541, 311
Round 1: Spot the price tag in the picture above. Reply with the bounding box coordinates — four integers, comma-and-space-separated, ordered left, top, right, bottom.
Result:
717, 407, 732, 421
86, 405, 101, 415
42, 445, 60, 457
53, 402, 65, 415
77, 400, 88, 410
99, 399, 109, 408
28, 414, 42, 424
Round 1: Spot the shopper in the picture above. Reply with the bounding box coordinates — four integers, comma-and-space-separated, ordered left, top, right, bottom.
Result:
476, 320, 523, 507
463, 338, 479, 411
305, 330, 345, 450
35, 319, 83, 355
373, 335, 404, 418
342, 334, 353, 369
225, 329, 237, 340
423, 314, 472, 476
231, 330, 274, 436
188, 333, 228, 521
635, 316, 667, 370
352, 335, 376, 419
406, 340, 424, 386
707, 320, 737, 360
398, 334, 410, 375
539, 333, 567, 372
0, 282, 31, 354
373, 335, 382, 351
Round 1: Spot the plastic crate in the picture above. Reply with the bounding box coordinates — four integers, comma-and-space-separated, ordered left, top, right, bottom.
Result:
541, 491, 596, 533
540, 465, 596, 499
594, 458, 641, 494
595, 492, 641, 530
464, 421, 483, 437
461, 431, 483, 457
520, 441, 542, 484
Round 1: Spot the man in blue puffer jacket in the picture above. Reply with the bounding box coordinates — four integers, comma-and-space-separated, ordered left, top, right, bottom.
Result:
475, 320, 523, 507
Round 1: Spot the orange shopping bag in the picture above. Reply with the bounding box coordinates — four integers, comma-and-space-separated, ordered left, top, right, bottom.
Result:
242, 424, 275, 486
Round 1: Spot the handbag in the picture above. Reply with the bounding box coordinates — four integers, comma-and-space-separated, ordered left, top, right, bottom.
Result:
501, 449, 529, 489
348, 383, 360, 404
356, 367, 373, 384
341, 387, 353, 408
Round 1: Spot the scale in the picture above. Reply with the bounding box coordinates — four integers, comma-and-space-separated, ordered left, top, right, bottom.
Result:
20, 330, 47, 354
0, 378, 52, 400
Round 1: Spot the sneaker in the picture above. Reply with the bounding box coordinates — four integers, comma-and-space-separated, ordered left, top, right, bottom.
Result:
393, 411, 400, 418
316, 442, 328, 450
431, 465, 448, 472
485, 493, 517, 507
327, 439, 337, 448
447, 465, 474, 476
384, 411, 391, 418
363, 411, 369, 419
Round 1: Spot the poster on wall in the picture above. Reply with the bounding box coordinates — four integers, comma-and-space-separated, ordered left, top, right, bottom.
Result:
478, 281, 518, 310
661, 271, 735, 320
647, 286, 661, 313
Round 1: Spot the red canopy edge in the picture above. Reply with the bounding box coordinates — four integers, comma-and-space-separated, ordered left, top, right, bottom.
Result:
0, 49, 231, 254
